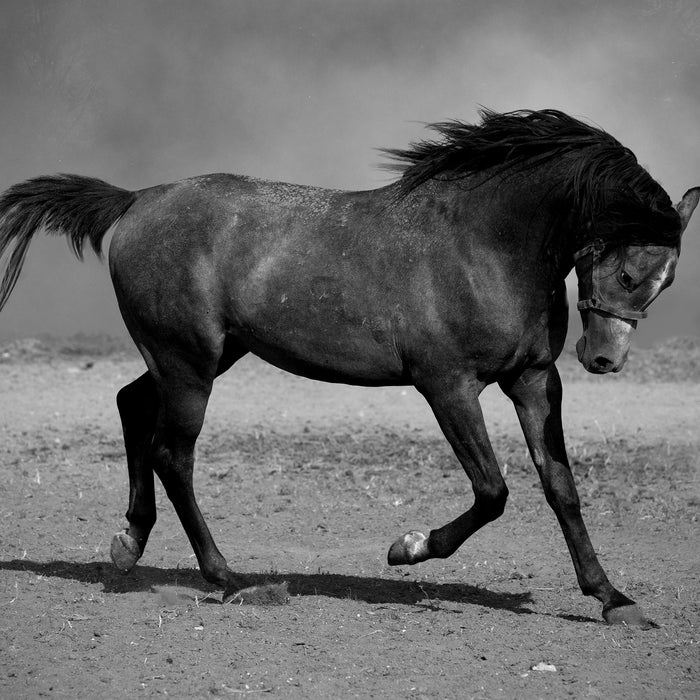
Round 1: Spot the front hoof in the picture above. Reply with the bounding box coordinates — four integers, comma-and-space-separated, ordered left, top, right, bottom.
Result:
388, 530, 430, 565
110, 531, 141, 573
603, 603, 658, 629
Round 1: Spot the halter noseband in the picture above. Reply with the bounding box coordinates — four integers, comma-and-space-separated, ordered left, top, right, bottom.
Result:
573, 241, 648, 321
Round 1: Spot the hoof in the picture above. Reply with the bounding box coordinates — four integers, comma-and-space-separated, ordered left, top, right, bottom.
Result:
110, 531, 141, 573
388, 530, 430, 565
603, 603, 658, 629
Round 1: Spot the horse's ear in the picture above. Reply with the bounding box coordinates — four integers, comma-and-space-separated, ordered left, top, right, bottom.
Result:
675, 187, 700, 236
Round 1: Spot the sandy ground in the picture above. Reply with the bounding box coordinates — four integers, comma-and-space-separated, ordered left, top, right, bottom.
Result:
0, 352, 698, 698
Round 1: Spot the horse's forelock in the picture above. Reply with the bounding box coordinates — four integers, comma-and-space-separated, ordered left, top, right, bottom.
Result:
570, 153, 681, 248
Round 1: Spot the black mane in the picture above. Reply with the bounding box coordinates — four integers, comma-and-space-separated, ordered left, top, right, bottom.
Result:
384, 109, 680, 247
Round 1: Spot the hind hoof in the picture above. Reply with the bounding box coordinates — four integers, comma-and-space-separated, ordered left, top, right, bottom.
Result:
603, 603, 658, 629
388, 530, 430, 565
110, 531, 141, 573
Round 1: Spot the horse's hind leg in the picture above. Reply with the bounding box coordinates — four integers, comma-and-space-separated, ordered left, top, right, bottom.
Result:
110, 339, 246, 577
144, 345, 246, 593
110, 372, 158, 572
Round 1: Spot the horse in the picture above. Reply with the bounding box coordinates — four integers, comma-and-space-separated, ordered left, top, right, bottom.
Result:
0, 109, 697, 626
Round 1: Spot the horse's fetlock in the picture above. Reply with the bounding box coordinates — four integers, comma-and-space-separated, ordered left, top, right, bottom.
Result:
200, 559, 231, 588
131, 512, 157, 534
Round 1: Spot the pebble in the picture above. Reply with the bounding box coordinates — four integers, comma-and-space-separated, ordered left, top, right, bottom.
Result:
531, 662, 557, 672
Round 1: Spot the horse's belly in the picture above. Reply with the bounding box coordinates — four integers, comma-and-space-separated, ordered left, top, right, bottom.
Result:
225, 263, 410, 384
228, 320, 406, 386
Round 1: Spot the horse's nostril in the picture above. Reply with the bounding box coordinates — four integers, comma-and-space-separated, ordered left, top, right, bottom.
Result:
594, 355, 613, 369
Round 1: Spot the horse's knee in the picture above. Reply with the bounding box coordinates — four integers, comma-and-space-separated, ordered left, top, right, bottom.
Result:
476, 481, 509, 521
541, 471, 581, 515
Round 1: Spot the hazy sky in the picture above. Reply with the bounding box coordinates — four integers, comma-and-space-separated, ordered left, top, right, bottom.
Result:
0, 0, 699, 345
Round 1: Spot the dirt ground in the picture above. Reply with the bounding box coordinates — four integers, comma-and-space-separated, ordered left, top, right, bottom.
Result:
0, 342, 698, 699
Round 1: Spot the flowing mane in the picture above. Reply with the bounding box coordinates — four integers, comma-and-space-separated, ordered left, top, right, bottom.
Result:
384, 109, 681, 246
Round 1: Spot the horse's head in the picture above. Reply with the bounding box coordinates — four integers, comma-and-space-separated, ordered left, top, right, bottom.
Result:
574, 187, 700, 374
575, 243, 678, 373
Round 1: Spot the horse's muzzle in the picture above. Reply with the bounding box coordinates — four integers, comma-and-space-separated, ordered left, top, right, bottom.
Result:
576, 312, 633, 374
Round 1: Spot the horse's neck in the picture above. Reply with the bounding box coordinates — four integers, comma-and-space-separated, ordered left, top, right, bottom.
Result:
411, 173, 572, 272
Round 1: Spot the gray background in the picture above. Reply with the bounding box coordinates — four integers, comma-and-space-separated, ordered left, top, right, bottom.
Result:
1, 0, 698, 345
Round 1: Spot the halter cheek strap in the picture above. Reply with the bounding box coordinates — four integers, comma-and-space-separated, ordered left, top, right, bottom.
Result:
573, 241, 649, 321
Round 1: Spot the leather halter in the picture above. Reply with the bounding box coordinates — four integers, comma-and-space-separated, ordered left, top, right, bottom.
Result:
573, 241, 648, 321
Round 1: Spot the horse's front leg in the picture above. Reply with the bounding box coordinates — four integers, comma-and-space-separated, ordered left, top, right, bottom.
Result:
388, 373, 509, 564
500, 364, 655, 628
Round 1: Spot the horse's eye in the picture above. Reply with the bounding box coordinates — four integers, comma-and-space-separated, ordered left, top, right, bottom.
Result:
619, 270, 634, 290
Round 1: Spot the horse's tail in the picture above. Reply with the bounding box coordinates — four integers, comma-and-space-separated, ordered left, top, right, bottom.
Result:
0, 174, 138, 312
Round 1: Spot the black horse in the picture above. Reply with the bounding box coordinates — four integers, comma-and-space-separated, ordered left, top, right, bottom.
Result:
0, 110, 697, 626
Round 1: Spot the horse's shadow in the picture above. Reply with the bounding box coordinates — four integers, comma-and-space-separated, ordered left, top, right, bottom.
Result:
0, 557, 600, 623
0, 557, 537, 611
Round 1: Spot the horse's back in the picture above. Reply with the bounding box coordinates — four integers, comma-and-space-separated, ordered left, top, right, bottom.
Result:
107, 172, 553, 385
108, 174, 410, 383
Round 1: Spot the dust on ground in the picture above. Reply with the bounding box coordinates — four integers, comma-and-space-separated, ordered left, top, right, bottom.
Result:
0, 337, 698, 698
